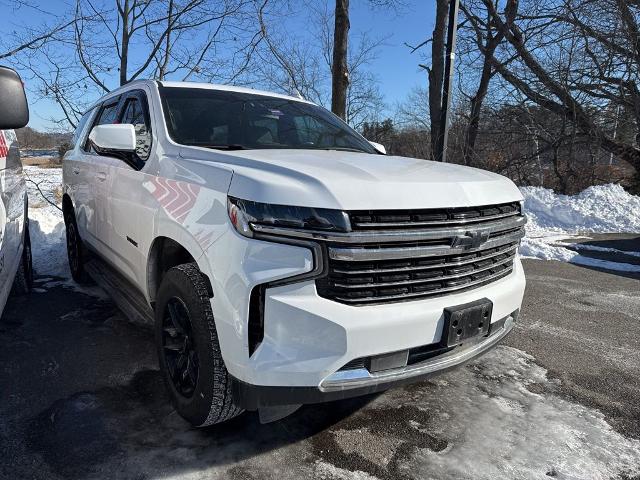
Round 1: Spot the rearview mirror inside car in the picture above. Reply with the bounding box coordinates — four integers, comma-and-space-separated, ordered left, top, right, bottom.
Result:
0, 66, 29, 130
89, 124, 136, 153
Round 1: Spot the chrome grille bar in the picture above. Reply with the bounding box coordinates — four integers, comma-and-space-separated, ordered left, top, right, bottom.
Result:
328, 229, 524, 262
331, 254, 515, 290
331, 243, 518, 275
331, 267, 514, 305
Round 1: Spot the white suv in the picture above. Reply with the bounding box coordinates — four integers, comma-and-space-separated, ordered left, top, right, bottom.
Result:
63, 80, 526, 426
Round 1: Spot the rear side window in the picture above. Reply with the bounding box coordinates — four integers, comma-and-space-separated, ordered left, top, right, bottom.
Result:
120, 96, 152, 160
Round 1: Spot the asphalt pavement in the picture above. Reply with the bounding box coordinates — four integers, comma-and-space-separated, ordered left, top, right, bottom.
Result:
1, 239, 639, 480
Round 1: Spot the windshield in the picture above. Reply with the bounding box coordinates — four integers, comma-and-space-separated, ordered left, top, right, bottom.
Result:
159, 86, 376, 153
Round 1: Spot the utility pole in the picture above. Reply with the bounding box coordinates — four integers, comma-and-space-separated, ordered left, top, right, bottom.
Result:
436, 0, 460, 163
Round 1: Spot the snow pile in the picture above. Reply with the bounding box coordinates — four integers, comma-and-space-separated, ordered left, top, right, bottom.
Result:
522, 184, 640, 235
520, 184, 640, 271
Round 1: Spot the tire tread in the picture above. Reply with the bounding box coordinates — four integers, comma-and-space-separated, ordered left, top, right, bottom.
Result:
166, 263, 242, 426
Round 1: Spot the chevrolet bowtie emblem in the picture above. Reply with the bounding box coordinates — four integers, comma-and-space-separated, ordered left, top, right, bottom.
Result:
451, 231, 490, 250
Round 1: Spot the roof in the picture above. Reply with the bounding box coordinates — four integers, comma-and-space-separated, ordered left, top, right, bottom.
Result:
88, 80, 314, 112
158, 81, 312, 104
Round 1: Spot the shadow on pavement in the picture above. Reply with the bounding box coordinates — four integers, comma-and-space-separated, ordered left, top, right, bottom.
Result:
1, 278, 378, 480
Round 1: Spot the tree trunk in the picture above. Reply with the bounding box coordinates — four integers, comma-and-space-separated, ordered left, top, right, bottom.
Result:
463, 63, 491, 166
120, 0, 130, 86
428, 0, 449, 161
159, 0, 174, 80
331, 0, 350, 120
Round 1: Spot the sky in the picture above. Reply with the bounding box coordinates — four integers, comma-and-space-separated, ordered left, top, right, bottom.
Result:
0, 0, 436, 132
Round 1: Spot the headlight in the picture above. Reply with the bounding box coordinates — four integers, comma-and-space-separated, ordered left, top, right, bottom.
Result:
227, 196, 350, 238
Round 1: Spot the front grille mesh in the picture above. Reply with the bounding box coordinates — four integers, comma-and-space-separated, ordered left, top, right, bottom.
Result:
317, 242, 517, 305
350, 202, 521, 230
315, 202, 523, 305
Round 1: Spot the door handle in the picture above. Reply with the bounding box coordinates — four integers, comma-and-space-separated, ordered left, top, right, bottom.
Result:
97, 172, 107, 182
72, 167, 80, 175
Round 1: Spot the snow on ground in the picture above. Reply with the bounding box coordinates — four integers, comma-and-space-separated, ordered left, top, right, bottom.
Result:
379, 346, 640, 480
24, 166, 66, 277
520, 184, 640, 271
24, 166, 104, 296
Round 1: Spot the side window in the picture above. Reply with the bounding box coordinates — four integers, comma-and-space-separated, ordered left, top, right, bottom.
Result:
83, 98, 120, 151
120, 95, 152, 160
72, 108, 96, 150
95, 102, 119, 126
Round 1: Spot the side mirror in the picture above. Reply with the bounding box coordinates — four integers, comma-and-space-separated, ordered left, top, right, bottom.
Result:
368, 140, 386, 155
88, 124, 136, 153
0, 66, 29, 129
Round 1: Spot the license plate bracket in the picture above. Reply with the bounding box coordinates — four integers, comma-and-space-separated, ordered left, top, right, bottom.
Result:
443, 298, 493, 347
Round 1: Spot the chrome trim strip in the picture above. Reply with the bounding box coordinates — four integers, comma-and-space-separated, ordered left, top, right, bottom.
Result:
352, 209, 520, 228
328, 230, 524, 261
331, 255, 515, 289
332, 267, 513, 304
319, 314, 515, 392
332, 244, 518, 275
250, 215, 526, 245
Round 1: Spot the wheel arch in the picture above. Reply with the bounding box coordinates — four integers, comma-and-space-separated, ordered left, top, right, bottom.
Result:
146, 234, 213, 305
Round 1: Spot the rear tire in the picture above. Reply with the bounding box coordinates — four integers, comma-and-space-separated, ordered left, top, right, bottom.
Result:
12, 223, 33, 295
155, 263, 243, 427
64, 209, 89, 283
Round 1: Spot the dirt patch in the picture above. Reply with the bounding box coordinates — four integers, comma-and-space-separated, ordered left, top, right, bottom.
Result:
311, 404, 447, 480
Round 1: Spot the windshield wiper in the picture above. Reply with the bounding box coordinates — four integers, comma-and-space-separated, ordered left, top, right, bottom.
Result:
321, 147, 368, 153
187, 143, 248, 150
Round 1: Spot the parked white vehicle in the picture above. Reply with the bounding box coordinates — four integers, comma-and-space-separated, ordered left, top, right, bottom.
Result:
63, 80, 526, 426
0, 66, 32, 317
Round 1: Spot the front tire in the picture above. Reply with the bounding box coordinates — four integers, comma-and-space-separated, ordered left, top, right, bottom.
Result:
155, 263, 243, 427
64, 210, 88, 283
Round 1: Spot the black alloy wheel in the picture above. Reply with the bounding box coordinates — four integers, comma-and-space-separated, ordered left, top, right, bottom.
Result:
155, 263, 242, 426
161, 297, 199, 398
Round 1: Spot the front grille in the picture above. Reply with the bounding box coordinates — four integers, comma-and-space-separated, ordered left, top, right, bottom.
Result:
317, 242, 517, 305
350, 202, 521, 230
315, 202, 524, 306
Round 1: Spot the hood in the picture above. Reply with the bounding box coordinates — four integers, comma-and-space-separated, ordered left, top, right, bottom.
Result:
179, 147, 523, 210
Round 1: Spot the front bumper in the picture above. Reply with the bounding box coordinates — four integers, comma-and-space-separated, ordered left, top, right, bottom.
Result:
205, 228, 525, 394
232, 311, 517, 410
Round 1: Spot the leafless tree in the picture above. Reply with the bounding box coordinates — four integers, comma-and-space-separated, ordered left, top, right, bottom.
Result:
328, 0, 402, 121
457, 0, 507, 166
405, 0, 449, 161
255, 0, 385, 128
476, 0, 640, 187
10, 0, 260, 128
